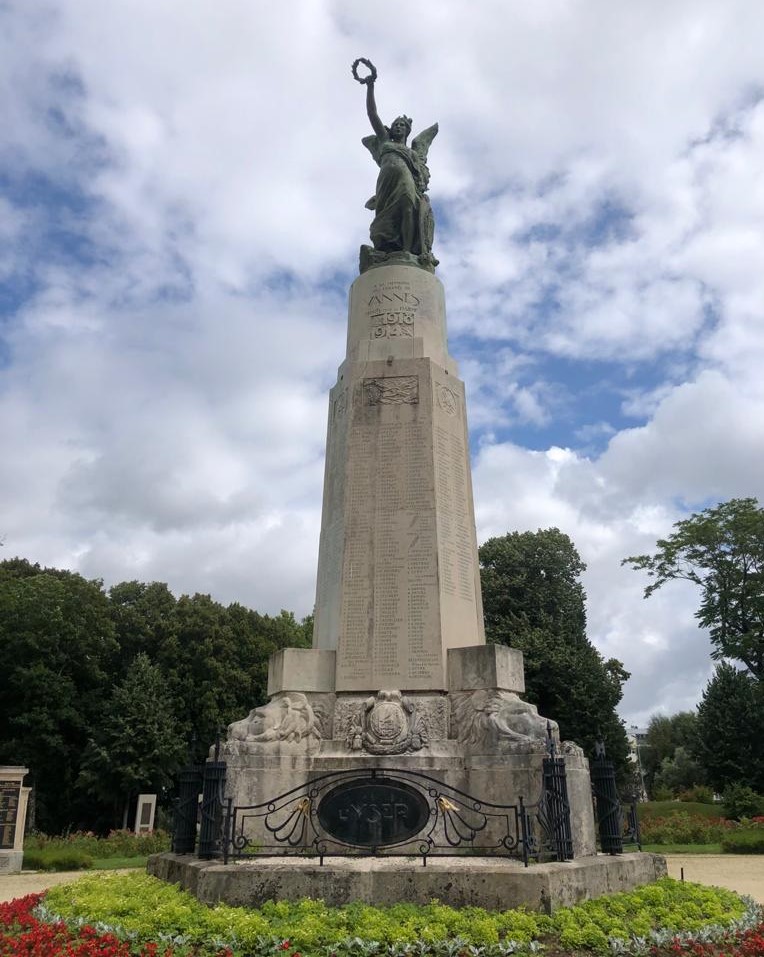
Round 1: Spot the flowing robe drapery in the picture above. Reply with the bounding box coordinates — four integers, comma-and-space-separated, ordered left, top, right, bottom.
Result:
368, 141, 421, 252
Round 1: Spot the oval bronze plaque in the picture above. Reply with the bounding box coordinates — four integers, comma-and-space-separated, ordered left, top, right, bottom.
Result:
317, 777, 430, 847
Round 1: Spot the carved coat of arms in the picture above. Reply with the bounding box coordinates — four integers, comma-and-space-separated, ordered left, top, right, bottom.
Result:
346, 690, 427, 754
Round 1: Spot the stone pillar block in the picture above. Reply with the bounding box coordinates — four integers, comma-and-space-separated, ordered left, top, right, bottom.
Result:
0, 766, 29, 875
447, 644, 525, 693
267, 648, 337, 696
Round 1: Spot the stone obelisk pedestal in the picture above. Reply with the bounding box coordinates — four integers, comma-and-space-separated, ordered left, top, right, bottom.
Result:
217, 264, 596, 860
314, 264, 484, 690
153, 263, 668, 907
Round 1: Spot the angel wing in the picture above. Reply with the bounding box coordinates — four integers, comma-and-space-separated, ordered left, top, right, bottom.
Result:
411, 122, 439, 163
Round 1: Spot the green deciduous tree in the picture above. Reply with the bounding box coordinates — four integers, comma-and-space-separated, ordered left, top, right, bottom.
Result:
640, 711, 699, 796
651, 746, 706, 796
107, 580, 178, 677
0, 559, 117, 832
156, 596, 310, 763
107, 584, 311, 764
479, 529, 630, 771
623, 498, 764, 679
694, 662, 764, 793
1, 557, 314, 832
78, 653, 186, 827
481, 528, 587, 646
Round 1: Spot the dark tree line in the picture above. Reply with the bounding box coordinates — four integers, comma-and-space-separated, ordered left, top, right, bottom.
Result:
1, 527, 636, 834
0, 559, 310, 833
637, 675, 764, 800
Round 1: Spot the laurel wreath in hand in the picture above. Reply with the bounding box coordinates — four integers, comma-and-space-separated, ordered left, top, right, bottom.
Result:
352, 58, 377, 85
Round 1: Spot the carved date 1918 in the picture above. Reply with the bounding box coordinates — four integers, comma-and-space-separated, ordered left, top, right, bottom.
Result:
368, 290, 420, 339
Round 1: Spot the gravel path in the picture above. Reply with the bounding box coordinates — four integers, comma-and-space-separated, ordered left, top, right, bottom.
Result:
0, 869, 135, 903
1, 857, 762, 905
665, 855, 764, 904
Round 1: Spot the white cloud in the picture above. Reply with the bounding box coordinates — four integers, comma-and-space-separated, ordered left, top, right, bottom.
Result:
1, 0, 763, 725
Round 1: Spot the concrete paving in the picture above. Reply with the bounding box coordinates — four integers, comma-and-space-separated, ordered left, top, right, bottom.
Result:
0, 868, 135, 903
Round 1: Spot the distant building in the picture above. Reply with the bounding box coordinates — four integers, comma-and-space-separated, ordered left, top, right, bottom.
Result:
626, 726, 648, 800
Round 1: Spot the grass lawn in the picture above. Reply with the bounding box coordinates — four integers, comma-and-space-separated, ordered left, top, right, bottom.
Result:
637, 801, 723, 821
91, 856, 148, 870
22, 855, 149, 873
642, 843, 724, 854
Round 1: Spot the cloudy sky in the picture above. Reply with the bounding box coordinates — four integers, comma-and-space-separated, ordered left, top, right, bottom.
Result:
2, 1, 763, 725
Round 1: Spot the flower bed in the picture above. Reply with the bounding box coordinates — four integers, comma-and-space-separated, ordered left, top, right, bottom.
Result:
640, 812, 764, 851
1, 874, 761, 957
638, 814, 733, 845
25, 829, 171, 859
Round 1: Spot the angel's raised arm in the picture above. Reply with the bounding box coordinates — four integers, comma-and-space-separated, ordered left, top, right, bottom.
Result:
352, 58, 387, 142
365, 81, 387, 141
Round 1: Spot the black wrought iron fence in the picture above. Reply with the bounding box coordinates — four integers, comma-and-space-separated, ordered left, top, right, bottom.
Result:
590, 742, 642, 854
171, 765, 204, 854
539, 735, 574, 861
198, 760, 227, 859
217, 764, 573, 867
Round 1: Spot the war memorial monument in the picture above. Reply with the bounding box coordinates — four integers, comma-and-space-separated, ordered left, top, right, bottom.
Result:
150, 60, 665, 910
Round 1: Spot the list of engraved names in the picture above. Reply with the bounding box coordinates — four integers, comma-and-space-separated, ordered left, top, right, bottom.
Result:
338, 413, 441, 687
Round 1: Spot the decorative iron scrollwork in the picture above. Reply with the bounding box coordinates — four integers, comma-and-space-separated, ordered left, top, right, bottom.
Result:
218, 765, 574, 867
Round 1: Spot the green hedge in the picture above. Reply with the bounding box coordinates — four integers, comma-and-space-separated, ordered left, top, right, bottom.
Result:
25, 828, 170, 858
23, 848, 94, 871
720, 828, 764, 854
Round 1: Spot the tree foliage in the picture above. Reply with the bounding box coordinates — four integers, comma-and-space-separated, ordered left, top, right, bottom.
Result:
641, 711, 699, 796
623, 498, 764, 679
481, 528, 587, 645
480, 529, 630, 771
0, 558, 311, 832
0, 560, 117, 832
78, 653, 186, 822
652, 746, 707, 796
694, 662, 764, 793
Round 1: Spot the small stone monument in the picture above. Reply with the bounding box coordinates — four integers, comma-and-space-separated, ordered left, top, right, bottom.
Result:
134, 794, 157, 835
0, 767, 31, 875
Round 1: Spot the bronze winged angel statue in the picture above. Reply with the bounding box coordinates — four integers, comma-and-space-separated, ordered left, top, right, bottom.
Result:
352, 58, 439, 273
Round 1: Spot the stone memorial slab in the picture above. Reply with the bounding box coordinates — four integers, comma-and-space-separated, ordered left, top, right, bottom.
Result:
135, 793, 157, 835
267, 648, 336, 695
0, 767, 30, 874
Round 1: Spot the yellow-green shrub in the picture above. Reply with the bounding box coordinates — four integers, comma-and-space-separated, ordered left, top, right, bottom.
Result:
42, 872, 751, 955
